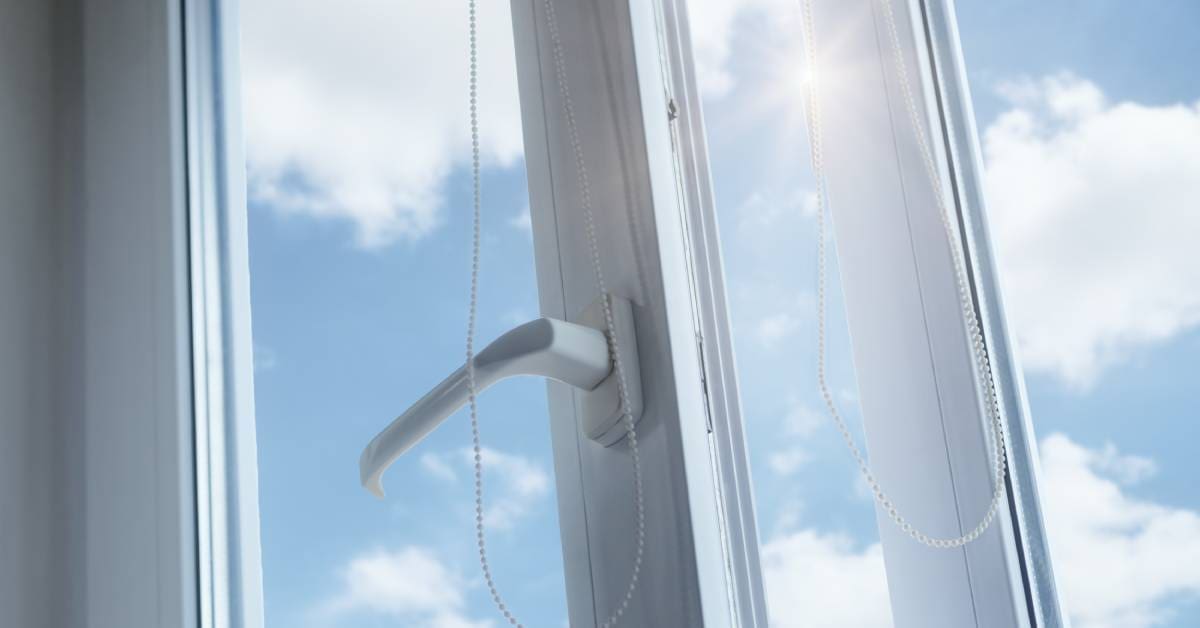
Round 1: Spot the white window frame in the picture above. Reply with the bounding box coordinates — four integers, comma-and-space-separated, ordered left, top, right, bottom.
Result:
50, 0, 209, 625
509, 0, 767, 624
508, 0, 1066, 626
76, 1, 197, 625
798, 0, 1067, 626
70, 0, 266, 625
918, 2, 1066, 621
67, 0, 1064, 626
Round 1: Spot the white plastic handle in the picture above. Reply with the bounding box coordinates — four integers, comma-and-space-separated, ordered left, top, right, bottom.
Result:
360, 317, 612, 497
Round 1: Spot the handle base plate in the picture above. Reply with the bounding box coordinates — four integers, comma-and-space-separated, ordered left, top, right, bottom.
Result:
576, 295, 644, 446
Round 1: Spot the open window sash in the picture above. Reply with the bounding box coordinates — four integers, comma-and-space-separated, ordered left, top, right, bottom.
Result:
507, 0, 1065, 626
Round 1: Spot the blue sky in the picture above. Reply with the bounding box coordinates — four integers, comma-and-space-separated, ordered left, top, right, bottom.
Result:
241, 1, 1200, 626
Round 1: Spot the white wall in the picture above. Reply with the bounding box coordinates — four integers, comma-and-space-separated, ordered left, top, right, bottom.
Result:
0, 0, 81, 626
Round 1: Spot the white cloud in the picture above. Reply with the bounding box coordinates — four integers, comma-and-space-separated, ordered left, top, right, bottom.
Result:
683, 0, 746, 96
782, 399, 823, 438
241, 0, 524, 248
734, 188, 816, 236
1040, 434, 1200, 628
761, 530, 893, 627
768, 448, 809, 475
767, 400, 823, 476
983, 74, 1200, 388
502, 308, 531, 327
252, 344, 278, 372
236, 0, 812, 248
1089, 442, 1159, 486
474, 447, 550, 529
685, 0, 801, 97
420, 447, 551, 530
755, 311, 802, 345
318, 546, 491, 628
760, 434, 1200, 627
508, 206, 532, 236
704, 33, 1200, 392
726, 190, 819, 328
420, 452, 459, 483
800, 191, 819, 217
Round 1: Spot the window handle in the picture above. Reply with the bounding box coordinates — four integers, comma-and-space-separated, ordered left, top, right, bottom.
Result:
360, 296, 643, 498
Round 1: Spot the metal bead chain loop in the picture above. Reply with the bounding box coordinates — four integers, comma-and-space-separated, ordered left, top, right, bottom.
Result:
462, 0, 523, 624
801, 0, 1009, 549
463, 0, 646, 626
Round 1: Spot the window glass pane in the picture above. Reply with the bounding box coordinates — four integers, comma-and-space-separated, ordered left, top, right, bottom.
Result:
691, 5, 894, 626
241, 1, 568, 625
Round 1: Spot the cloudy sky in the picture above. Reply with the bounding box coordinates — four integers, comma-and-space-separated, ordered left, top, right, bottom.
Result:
240, 1, 1200, 626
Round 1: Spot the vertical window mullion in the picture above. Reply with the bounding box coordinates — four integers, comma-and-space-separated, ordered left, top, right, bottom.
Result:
510, 0, 767, 625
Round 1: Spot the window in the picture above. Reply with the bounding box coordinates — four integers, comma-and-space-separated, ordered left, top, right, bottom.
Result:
5, 1, 1192, 627
234, 0, 1063, 626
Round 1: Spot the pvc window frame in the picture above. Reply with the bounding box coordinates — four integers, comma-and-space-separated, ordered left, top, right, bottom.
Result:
917, 0, 1066, 623
56, 0, 262, 625
169, 0, 1068, 626
511, 0, 1067, 626
509, 0, 767, 624
800, 0, 1067, 626
74, 0, 199, 624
